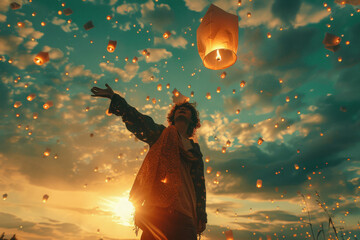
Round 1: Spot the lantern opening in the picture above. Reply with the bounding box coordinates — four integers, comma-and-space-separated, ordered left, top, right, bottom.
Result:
204, 48, 237, 70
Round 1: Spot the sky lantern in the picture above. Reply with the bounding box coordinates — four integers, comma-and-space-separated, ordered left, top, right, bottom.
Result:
132, 56, 138, 63
146, 52, 150, 58
34, 52, 49, 65
256, 179, 263, 188
163, 31, 171, 39
42, 194, 49, 203
294, 164, 299, 170
221, 147, 226, 153
226, 140, 231, 147
27, 94, 36, 101
247, 12, 251, 18
43, 101, 53, 109
197, 4, 238, 70
63, 8, 73, 16
14, 101, 22, 108
190, 91, 194, 97
206, 166, 212, 174
107, 40, 117, 52
220, 72, 227, 79
257, 137, 264, 145
17, 22, 24, 27
10, 2, 21, 10
157, 84, 162, 91
236, 109, 240, 114
237, 0, 242, 6
323, 33, 341, 52
33, 113, 38, 119
3, 193, 7, 200
152, 98, 156, 104
240, 80, 246, 87
285, 96, 290, 102
206, 92, 211, 99
142, 49, 148, 55
225, 230, 234, 240
267, 32, 272, 38
216, 87, 221, 93
146, 96, 150, 101
106, 15, 112, 20
84, 20, 94, 30
43, 148, 51, 157
166, 83, 170, 89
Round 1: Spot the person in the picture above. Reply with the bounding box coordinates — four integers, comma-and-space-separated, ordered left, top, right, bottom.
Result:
91, 84, 207, 240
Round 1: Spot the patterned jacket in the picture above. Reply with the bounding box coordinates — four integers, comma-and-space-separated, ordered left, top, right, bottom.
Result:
108, 94, 207, 231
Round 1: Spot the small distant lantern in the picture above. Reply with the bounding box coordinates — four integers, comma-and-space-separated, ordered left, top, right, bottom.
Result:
205, 156, 210, 162
257, 137, 264, 145
3, 193, 8, 200
157, 84, 162, 91
163, 31, 171, 39
10, 2, 21, 10
226, 140, 231, 147
285, 96, 290, 102
206, 166, 212, 174
43, 101, 53, 109
237, 0, 242, 6
323, 33, 341, 52
190, 91, 194, 97
58, 10, 62, 15
166, 83, 170, 89
216, 171, 221, 177
236, 109, 240, 114
146, 52, 150, 58
256, 179, 262, 188
274, 123, 278, 128
33, 113, 38, 119
84, 21, 94, 30
43, 148, 51, 157
294, 164, 299, 170
42, 194, 49, 203
206, 92, 211, 100
146, 96, 150, 101
240, 80, 246, 87
107, 40, 117, 52
232, 89, 236, 94
267, 32, 272, 38
142, 49, 148, 55
63, 8, 73, 16
225, 230, 234, 240
41, 21, 46, 26
216, 87, 221, 93
173, 90, 179, 97
27, 94, 36, 101
221, 147, 226, 153
125, 57, 128, 62
34, 52, 49, 65
327, 7, 331, 12
197, 4, 238, 70
106, 15, 112, 20
220, 72, 227, 79
14, 101, 22, 108
338, 57, 342, 62
152, 98, 156, 104
17, 22, 24, 27
132, 56, 138, 63
150, 76, 154, 81
247, 12, 251, 18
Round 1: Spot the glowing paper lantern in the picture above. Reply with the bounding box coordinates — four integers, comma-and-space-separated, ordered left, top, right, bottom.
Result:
43, 101, 53, 109
107, 40, 117, 52
142, 49, 148, 55
27, 94, 36, 101
14, 101, 22, 108
166, 83, 170, 89
226, 140, 231, 147
10, 2, 21, 10
220, 72, 227, 79
43, 148, 51, 157
206, 166, 212, 174
294, 164, 299, 170
197, 4, 238, 70
221, 147, 226, 153
163, 31, 171, 39
225, 230, 234, 240
216, 87, 221, 93
132, 56, 138, 63
33, 113, 38, 119
34, 52, 49, 65
257, 137, 264, 145
323, 33, 341, 52
190, 91, 194, 97
84, 21, 94, 30
42, 194, 49, 203
236, 109, 240, 114
237, 0, 242, 6
206, 92, 211, 100
3, 193, 7, 200
157, 84, 162, 91
256, 179, 262, 188
240, 80, 246, 87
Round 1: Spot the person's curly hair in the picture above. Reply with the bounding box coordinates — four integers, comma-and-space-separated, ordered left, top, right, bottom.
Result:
167, 101, 201, 137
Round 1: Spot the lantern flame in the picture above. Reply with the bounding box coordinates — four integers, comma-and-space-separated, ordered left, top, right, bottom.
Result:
216, 49, 221, 61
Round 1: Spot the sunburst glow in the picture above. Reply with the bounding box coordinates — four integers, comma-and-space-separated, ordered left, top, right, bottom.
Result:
99, 195, 135, 227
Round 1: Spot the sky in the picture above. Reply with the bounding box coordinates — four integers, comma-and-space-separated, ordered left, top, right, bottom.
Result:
0, 0, 359, 239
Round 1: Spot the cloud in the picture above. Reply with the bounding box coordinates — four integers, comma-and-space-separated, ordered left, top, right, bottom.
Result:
0, 35, 23, 55
42, 46, 64, 60
119, 22, 131, 31
0, 13, 6, 22
99, 62, 139, 82
16, 20, 44, 39
51, 17, 79, 32
138, 67, 159, 83
140, 0, 174, 32
334, 0, 360, 5
154, 36, 188, 48
293, 2, 329, 28
65, 63, 104, 81
116, 2, 139, 15
142, 48, 172, 63
271, 0, 302, 24
183, 0, 209, 12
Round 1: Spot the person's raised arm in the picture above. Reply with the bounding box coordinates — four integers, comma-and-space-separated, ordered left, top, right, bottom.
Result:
91, 84, 165, 146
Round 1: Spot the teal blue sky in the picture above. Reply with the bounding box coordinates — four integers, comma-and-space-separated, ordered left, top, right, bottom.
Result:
0, 0, 360, 239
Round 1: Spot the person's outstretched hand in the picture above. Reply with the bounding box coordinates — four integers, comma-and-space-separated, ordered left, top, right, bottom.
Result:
91, 83, 114, 99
